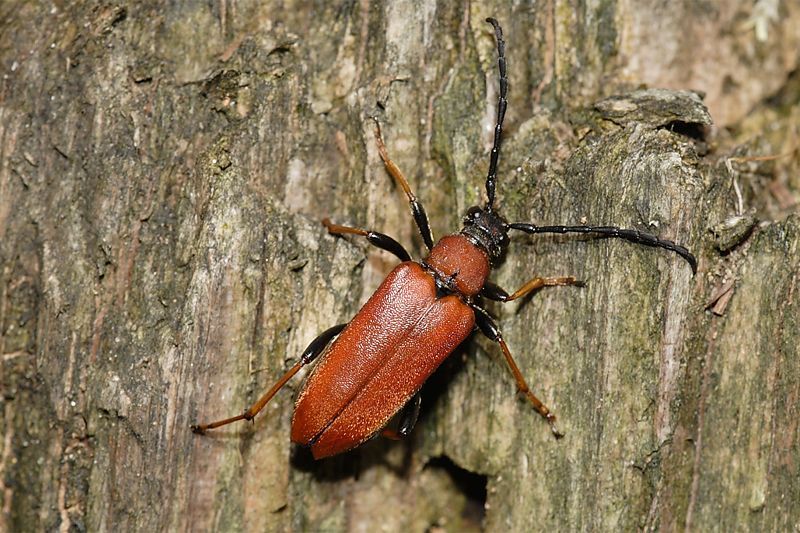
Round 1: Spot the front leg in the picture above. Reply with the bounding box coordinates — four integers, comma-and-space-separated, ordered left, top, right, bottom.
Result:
482, 276, 584, 302
323, 218, 411, 262
373, 120, 435, 250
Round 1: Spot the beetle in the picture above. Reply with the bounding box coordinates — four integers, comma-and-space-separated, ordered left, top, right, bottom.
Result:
191, 18, 696, 459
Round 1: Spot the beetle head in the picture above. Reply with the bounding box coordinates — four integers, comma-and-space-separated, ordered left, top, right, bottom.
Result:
460, 205, 509, 264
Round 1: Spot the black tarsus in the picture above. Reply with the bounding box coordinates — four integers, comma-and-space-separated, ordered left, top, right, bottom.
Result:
485, 17, 507, 212
509, 222, 697, 274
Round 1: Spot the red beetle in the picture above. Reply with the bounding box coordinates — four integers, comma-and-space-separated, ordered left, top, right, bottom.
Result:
192, 18, 696, 459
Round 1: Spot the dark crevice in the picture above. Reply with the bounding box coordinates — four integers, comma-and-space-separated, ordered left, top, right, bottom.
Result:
424, 455, 487, 529
657, 120, 709, 142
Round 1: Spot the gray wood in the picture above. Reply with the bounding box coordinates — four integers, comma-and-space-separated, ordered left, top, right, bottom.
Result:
1, 1, 798, 531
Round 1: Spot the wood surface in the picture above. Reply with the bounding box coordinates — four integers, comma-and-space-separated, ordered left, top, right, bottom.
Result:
1, 1, 799, 531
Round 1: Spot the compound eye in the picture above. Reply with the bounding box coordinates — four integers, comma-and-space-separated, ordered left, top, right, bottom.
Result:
464, 206, 482, 222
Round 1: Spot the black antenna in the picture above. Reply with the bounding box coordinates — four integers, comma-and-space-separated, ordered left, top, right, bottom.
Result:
508, 222, 697, 274
485, 17, 507, 212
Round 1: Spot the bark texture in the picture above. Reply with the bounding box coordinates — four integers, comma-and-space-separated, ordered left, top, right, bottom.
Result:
1, 1, 799, 531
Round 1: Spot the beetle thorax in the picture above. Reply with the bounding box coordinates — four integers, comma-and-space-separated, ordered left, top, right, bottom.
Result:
424, 235, 491, 297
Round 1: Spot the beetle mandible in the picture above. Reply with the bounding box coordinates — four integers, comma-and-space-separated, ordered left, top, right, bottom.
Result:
192, 18, 696, 459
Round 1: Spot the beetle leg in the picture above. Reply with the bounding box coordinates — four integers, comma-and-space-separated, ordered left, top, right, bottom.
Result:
191, 323, 347, 433
322, 218, 411, 262
381, 392, 422, 440
373, 119, 434, 250
472, 306, 564, 438
481, 276, 584, 302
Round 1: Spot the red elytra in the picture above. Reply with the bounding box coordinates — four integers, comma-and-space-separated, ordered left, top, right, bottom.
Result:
191, 18, 696, 459
291, 259, 478, 458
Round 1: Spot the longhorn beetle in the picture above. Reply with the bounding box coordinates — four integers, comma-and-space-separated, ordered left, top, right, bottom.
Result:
192, 18, 696, 459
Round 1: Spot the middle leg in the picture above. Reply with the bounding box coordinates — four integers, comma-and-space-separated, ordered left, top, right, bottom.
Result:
473, 305, 564, 438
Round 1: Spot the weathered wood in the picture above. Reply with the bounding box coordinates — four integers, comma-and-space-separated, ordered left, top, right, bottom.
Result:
1, 2, 798, 531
